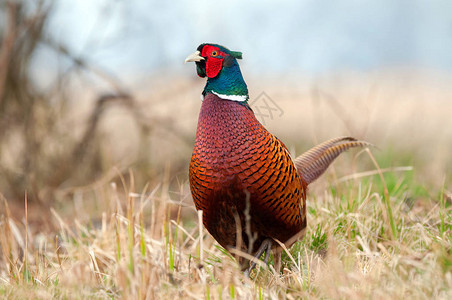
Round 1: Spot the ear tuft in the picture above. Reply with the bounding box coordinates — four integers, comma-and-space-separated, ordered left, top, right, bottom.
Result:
230, 51, 242, 59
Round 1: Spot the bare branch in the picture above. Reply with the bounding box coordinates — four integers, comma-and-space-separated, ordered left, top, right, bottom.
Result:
0, 1, 19, 104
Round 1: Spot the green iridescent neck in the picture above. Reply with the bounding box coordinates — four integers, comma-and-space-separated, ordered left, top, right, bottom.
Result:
202, 59, 249, 102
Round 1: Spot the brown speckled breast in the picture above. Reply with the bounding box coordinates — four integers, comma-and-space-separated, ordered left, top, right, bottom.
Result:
189, 93, 307, 254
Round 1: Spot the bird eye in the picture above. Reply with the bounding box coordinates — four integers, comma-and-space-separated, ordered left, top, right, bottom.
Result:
211, 51, 218, 57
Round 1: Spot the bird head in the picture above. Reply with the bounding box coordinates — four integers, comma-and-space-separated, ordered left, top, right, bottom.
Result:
185, 43, 248, 102
185, 43, 243, 78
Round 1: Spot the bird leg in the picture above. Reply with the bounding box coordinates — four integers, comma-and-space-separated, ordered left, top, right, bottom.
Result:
272, 249, 282, 273
244, 238, 273, 277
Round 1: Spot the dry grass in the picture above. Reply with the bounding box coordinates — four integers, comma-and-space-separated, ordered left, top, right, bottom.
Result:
0, 146, 451, 299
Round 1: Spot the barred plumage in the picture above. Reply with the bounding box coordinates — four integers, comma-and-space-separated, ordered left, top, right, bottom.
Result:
190, 94, 307, 262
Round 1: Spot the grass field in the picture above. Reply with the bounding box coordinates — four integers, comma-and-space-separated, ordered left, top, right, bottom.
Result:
1, 73, 451, 299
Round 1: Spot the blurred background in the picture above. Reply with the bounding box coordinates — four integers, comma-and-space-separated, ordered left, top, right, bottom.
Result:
1, 0, 451, 226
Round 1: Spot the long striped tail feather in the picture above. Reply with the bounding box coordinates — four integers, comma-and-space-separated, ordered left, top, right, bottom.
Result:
294, 137, 371, 185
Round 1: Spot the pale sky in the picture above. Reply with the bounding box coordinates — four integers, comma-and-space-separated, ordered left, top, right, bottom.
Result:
35, 0, 452, 79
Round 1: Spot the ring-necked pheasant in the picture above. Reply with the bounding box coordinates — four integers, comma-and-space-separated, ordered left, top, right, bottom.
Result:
186, 43, 369, 274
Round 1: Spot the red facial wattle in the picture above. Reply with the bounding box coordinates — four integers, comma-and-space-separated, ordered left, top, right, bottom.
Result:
201, 45, 226, 78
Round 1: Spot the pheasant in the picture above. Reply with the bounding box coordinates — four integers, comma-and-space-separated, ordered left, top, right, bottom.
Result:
185, 43, 368, 274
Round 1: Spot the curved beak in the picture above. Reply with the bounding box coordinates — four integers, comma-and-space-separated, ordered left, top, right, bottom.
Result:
185, 51, 205, 63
